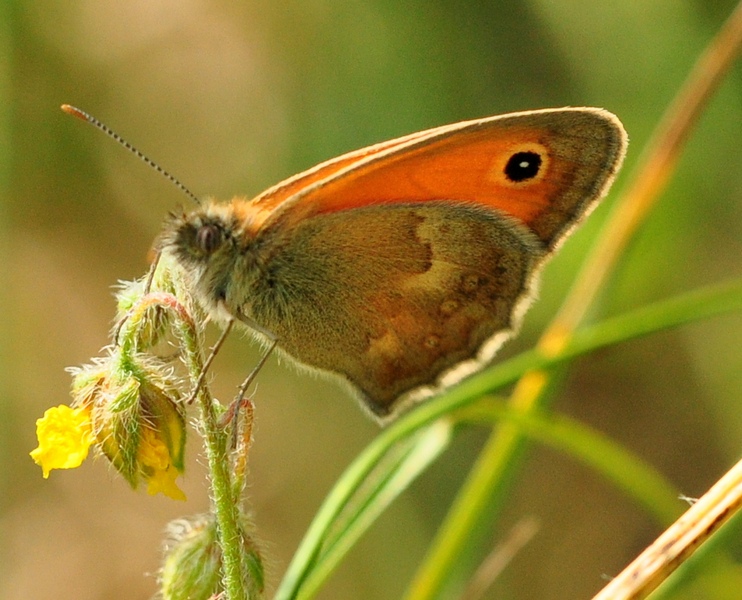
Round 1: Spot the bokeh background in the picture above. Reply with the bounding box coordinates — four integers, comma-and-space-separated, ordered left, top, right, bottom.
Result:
2, 1, 742, 599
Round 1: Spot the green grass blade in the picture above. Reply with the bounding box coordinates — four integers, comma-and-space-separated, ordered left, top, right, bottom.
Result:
277, 279, 742, 600
294, 421, 452, 600
459, 400, 682, 524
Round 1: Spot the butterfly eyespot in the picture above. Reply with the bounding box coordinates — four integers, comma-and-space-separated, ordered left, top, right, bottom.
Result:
424, 334, 441, 349
461, 273, 483, 293
439, 298, 460, 317
504, 151, 542, 182
196, 224, 223, 255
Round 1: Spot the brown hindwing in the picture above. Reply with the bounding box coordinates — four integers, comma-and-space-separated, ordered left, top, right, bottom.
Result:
247, 202, 545, 417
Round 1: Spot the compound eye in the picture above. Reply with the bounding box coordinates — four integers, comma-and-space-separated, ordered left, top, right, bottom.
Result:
196, 223, 223, 254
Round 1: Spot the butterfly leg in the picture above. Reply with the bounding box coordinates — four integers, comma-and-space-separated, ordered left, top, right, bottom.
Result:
235, 337, 278, 405
187, 317, 235, 404
218, 311, 279, 446
223, 337, 278, 449
143, 248, 162, 294
234, 308, 279, 404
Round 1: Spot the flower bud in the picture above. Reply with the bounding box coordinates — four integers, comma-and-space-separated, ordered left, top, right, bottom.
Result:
160, 514, 264, 600
115, 258, 189, 348
115, 277, 172, 350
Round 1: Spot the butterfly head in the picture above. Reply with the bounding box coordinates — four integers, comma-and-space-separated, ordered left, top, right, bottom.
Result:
160, 201, 255, 317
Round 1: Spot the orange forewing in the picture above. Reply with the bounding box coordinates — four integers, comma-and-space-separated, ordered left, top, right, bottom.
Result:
302, 133, 552, 222
241, 126, 442, 231
252, 109, 624, 249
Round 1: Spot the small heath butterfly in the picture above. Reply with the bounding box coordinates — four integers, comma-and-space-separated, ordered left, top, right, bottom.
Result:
66, 106, 627, 421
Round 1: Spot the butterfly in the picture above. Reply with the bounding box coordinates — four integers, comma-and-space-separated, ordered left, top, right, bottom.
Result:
157, 107, 626, 421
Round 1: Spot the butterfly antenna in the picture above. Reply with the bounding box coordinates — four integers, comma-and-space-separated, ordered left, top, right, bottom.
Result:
61, 104, 200, 205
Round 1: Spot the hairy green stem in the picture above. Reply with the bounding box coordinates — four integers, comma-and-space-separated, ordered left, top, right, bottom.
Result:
128, 291, 247, 599
175, 306, 247, 600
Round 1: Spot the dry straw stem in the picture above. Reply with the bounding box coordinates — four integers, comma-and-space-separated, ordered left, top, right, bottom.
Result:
588, 2, 742, 597
592, 456, 742, 600
460, 518, 540, 600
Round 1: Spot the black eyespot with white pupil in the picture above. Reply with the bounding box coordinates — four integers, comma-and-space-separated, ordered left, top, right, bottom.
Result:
196, 223, 223, 255
504, 151, 542, 182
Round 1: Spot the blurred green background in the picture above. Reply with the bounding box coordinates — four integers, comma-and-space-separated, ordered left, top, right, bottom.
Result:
2, 1, 742, 599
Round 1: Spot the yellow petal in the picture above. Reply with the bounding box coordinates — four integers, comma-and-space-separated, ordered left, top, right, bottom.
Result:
30, 405, 94, 478
139, 427, 186, 501
146, 463, 187, 501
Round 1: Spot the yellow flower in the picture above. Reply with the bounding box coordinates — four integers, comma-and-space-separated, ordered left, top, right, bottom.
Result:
75, 352, 187, 500
34, 348, 188, 500
30, 405, 94, 478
